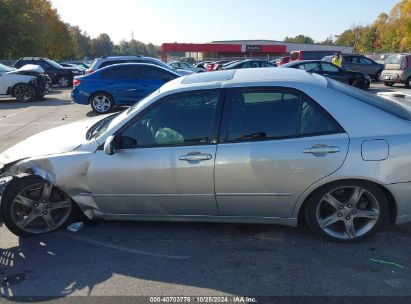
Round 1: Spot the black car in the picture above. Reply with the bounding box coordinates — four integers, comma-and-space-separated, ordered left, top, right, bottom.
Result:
13, 57, 82, 87
323, 54, 384, 81
281, 60, 371, 90
222, 59, 275, 70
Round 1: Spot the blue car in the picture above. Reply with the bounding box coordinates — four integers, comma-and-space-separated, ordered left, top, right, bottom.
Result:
71, 63, 180, 114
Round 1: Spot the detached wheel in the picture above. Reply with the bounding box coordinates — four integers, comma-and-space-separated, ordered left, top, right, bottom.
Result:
305, 180, 388, 242
384, 82, 394, 87
90, 93, 114, 114
58, 76, 70, 88
1, 176, 75, 237
13, 83, 36, 102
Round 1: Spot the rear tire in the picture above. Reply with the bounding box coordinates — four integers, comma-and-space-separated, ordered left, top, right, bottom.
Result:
1, 175, 77, 237
384, 82, 394, 87
58, 76, 71, 88
304, 180, 388, 242
405, 77, 411, 89
90, 92, 114, 114
13, 83, 36, 102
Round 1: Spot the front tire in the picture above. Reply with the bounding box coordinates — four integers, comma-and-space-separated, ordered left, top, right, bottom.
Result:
90, 92, 114, 114
304, 180, 388, 242
13, 83, 36, 102
1, 176, 75, 237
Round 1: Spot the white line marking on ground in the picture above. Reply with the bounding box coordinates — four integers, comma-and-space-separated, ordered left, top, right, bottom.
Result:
60, 232, 191, 260
0, 107, 31, 122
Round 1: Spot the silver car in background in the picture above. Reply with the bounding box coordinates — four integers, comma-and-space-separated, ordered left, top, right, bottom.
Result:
1, 68, 411, 242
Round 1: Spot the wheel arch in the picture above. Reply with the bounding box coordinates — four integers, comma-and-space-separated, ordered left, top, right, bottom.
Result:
295, 178, 397, 226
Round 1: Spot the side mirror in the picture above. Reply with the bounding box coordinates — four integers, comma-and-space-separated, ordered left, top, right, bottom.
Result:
104, 135, 117, 155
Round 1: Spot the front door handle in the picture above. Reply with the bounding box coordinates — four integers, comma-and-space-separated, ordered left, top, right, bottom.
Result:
303, 146, 340, 154
179, 152, 213, 161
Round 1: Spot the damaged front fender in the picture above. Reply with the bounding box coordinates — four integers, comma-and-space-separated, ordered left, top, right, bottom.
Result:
2, 149, 100, 220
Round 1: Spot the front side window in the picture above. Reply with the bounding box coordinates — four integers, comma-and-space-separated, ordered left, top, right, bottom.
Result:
224, 88, 340, 142
118, 91, 219, 148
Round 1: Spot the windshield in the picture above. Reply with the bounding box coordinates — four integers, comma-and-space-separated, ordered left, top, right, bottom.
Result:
45, 59, 64, 69
0, 63, 13, 73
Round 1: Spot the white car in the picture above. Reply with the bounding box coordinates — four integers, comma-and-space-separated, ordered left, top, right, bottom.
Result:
0, 64, 50, 102
169, 61, 206, 73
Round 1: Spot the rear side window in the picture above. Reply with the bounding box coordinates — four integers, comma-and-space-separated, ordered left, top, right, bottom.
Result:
223, 88, 341, 142
108, 66, 134, 79
328, 78, 411, 120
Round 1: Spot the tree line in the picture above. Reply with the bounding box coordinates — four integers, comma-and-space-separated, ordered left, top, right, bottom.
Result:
284, 0, 411, 54
0, 0, 160, 60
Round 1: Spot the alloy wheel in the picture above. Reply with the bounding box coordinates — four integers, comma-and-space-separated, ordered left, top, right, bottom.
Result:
59, 77, 69, 87
92, 95, 111, 113
316, 186, 380, 240
10, 182, 72, 234
14, 84, 34, 102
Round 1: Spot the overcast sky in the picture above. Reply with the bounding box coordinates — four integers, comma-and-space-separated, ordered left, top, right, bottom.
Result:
50, 0, 399, 45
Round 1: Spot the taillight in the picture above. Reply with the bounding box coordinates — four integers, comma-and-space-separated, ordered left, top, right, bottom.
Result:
86, 69, 94, 74
73, 79, 81, 87
403, 57, 408, 70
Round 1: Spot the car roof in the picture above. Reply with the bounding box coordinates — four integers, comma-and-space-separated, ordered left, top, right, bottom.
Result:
166, 68, 327, 90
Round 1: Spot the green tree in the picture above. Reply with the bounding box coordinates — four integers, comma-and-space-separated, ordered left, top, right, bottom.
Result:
283, 35, 315, 44
92, 33, 114, 57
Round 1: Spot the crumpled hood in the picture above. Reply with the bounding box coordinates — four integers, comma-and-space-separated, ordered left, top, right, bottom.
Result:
10, 64, 45, 74
0, 116, 104, 168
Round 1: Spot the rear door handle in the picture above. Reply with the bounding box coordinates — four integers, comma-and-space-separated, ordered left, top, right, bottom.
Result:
179, 152, 213, 161
303, 146, 340, 154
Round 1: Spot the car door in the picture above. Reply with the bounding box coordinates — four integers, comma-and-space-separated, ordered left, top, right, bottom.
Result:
87, 90, 222, 216
214, 87, 349, 217
104, 66, 137, 105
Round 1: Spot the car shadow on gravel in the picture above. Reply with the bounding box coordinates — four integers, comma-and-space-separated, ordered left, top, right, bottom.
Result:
1, 221, 411, 300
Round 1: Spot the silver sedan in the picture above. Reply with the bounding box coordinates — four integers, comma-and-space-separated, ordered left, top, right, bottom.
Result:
1, 68, 411, 242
